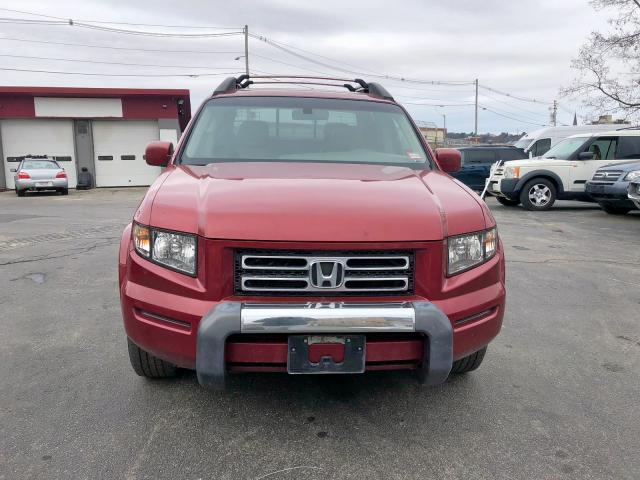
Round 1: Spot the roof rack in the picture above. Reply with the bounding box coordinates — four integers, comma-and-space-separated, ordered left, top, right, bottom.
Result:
212, 75, 394, 101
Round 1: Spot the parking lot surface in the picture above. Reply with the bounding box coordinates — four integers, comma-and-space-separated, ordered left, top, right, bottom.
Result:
1, 188, 639, 480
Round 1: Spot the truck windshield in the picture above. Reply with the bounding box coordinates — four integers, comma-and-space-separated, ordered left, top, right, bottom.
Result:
542, 137, 589, 159
180, 96, 430, 168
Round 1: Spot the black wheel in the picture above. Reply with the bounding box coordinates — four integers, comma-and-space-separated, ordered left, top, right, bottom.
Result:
451, 347, 487, 374
520, 178, 556, 211
60, 188, 69, 195
16, 189, 25, 197
127, 338, 177, 379
602, 204, 631, 215
496, 197, 520, 207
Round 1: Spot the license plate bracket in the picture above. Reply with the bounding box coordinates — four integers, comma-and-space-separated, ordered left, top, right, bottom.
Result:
287, 335, 366, 374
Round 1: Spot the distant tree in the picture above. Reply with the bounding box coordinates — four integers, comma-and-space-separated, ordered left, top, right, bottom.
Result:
563, 0, 640, 119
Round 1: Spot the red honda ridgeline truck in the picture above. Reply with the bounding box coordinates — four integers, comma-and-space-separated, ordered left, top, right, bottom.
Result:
119, 76, 505, 389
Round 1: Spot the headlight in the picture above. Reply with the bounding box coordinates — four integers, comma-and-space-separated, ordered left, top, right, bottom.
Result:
447, 227, 498, 275
624, 170, 640, 181
504, 166, 521, 179
133, 223, 197, 275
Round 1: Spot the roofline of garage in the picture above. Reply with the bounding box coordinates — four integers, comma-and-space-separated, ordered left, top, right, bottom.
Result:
0, 86, 190, 97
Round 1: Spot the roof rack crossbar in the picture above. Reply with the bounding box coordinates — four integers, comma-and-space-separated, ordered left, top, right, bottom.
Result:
211, 75, 395, 101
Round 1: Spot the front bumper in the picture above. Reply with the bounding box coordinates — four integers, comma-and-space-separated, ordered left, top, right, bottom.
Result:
487, 177, 519, 200
196, 301, 453, 389
586, 181, 637, 209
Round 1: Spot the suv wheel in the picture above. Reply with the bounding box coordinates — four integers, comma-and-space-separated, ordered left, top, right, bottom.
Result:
127, 338, 177, 379
520, 178, 556, 211
602, 204, 631, 215
450, 347, 487, 374
496, 197, 520, 207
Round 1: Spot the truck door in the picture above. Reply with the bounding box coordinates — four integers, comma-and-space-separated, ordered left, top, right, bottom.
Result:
569, 136, 617, 191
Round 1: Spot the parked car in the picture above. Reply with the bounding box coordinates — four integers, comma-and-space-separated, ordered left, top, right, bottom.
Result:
488, 130, 640, 210
119, 75, 506, 389
11, 156, 68, 196
451, 145, 527, 191
513, 124, 623, 158
586, 160, 640, 215
628, 175, 640, 209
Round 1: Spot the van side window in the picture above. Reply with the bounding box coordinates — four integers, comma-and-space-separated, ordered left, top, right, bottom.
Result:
588, 137, 617, 160
531, 138, 551, 156
615, 136, 640, 159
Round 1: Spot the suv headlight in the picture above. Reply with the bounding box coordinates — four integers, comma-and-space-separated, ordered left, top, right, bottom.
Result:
504, 166, 521, 179
133, 223, 197, 275
624, 170, 640, 181
447, 227, 498, 275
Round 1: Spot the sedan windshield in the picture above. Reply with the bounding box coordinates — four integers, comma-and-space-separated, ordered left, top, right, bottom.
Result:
542, 137, 588, 159
21, 160, 59, 169
180, 97, 430, 167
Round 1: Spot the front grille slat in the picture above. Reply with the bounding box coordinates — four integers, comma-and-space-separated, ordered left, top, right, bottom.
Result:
235, 249, 415, 296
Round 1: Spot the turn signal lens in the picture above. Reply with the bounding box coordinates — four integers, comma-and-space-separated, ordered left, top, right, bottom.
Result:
484, 227, 497, 260
133, 223, 151, 257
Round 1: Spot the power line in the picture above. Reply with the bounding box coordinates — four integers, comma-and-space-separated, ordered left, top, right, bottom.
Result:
251, 33, 475, 86
0, 66, 243, 77
478, 91, 549, 119
0, 7, 241, 29
479, 105, 547, 127
478, 84, 551, 105
0, 35, 242, 54
0, 16, 244, 38
0, 53, 240, 70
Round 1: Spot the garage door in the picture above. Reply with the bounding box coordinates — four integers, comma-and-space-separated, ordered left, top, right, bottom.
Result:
1, 119, 77, 189
93, 120, 160, 187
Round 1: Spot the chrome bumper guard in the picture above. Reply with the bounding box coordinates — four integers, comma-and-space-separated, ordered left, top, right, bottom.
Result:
196, 301, 452, 390
240, 302, 415, 333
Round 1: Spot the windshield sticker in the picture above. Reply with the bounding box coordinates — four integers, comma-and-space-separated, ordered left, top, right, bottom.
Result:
406, 150, 424, 160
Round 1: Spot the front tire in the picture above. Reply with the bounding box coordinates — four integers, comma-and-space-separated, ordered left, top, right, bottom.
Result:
451, 347, 487, 374
496, 197, 520, 207
520, 178, 556, 211
602, 204, 631, 215
127, 338, 177, 379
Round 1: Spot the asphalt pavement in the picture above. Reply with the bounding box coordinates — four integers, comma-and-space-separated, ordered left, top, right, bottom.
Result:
1, 188, 639, 480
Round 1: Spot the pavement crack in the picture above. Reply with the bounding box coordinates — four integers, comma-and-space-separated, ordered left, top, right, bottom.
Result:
0, 239, 117, 266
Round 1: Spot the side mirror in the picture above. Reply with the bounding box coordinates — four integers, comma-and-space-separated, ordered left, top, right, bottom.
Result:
578, 151, 595, 160
435, 148, 461, 173
10, 168, 17, 173
145, 141, 174, 167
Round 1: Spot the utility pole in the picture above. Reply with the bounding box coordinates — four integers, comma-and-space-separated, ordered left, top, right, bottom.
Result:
550, 100, 558, 127
474, 78, 479, 136
442, 113, 447, 147
244, 25, 249, 76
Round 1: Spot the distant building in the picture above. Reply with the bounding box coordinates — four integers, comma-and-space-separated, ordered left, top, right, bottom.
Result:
0, 86, 191, 190
419, 126, 448, 148
590, 114, 629, 125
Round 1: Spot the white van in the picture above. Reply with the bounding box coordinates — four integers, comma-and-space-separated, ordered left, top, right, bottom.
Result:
489, 129, 640, 210
513, 125, 624, 157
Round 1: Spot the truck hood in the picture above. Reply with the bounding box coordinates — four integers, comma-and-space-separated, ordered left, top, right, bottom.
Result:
146, 162, 486, 242
503, 158, 571, 168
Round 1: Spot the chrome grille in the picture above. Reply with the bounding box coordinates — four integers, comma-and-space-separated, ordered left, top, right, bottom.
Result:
235, 250, 414, 296
591, 170, 623, 185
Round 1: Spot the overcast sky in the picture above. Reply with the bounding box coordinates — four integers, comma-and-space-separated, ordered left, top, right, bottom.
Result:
0, 0, 605, 133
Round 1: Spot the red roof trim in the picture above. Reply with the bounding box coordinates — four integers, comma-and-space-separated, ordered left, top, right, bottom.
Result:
0, 86, 190, 97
